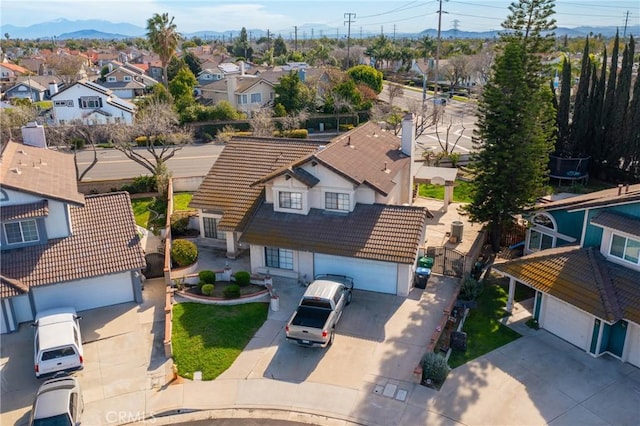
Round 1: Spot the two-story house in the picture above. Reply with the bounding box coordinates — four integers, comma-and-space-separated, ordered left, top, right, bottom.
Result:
98, 64, 158, 99
0, 141, 146, 334
50, 79, 136, 125
493, 185, 640, 368
190, 117, 432, 296
199, 75, 275, 113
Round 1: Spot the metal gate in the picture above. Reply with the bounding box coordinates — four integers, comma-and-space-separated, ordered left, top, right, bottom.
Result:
425, 246, 465, 278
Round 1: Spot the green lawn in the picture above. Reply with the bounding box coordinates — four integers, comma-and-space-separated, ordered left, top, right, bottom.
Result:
171, 302, 269, 380
131, 193, 193, 230
418, 180, 474, 203
448, 283, 522, 369
131, 197, 155, 229
173, 193, 194, 211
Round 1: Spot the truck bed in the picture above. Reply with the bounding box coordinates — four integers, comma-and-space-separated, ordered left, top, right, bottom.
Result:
290, 306, 331, 329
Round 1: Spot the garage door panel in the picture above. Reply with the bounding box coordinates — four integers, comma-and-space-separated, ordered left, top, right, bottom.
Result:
542, 295, 592, 351
314, 254, 397, 294
33, 272, 133, 313
626, 322, 640, 368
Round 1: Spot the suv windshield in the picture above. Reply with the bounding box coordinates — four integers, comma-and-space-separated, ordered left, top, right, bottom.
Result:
33, 413, 72, 426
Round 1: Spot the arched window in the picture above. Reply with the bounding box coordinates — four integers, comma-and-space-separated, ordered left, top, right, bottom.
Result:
528, 213, 556, 252
532, 213, 555, 230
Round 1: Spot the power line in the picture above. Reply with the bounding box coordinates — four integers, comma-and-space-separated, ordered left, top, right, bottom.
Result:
344, 12, 356, 68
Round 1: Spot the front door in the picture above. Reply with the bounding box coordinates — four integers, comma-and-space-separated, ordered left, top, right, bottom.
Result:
606, 320, 628, 358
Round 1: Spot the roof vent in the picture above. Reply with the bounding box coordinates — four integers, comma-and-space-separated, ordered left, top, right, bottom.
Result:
10, 167, 22, 175
317, 145, 326, 151
39, 159, 47, 166
18, 149, 27, 155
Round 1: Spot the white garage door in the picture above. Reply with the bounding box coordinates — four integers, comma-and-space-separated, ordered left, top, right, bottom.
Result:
33, 272, 134, 313
626, 322, 640, 368
314, 254, 397, 294
542, 294, 593, 351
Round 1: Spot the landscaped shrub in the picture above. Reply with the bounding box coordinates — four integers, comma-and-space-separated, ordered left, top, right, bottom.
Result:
459, 276, 483, 301
171, 239, 198, 267
287, 129, 308, 139
339, 124, 354, 132
121, 175, 157, 194
171, 211, 195, 236
421, 352, 450, 387
234, 271, 251, 287
201, 284, 214, 296
223, 284, 241, 299
198, 270, 216, 285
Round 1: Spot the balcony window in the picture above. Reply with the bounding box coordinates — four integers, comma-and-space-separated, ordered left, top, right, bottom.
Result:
4, 220, 39, 244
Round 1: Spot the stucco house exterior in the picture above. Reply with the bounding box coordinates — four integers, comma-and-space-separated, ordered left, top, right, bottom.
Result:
493, 184, 640, 368
190, 117, 432, 296
98, 63, 158, 99
50, 79, 136, 125
0, 141, 146, 333
199, 75, 275, 113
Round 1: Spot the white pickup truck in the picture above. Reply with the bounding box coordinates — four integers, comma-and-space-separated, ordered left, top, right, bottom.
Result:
285, 274, 353, 348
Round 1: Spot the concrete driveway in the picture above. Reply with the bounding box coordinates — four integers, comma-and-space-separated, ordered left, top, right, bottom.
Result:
0, 277, 169, 426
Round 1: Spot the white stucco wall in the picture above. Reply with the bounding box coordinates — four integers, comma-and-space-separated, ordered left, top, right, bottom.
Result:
624, 321, 640, 368
1, 189, 73, 238
52, 84, 134, 125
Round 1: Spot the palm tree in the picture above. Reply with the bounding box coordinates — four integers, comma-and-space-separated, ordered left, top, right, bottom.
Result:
146, 13, 181, 87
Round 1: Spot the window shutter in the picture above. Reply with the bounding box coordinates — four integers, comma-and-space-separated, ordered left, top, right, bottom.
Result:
78, 98, 82, 107
99, 98, 103, 107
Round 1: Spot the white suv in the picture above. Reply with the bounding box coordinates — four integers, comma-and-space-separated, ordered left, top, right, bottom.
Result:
29, 375, 83, 426
33, 308, 84, 378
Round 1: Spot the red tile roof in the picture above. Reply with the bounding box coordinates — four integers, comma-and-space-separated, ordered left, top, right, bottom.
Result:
241, 203, 429, 264
1, 142, 85, 206
493, 245, 640, 324
1, 192, 146, 299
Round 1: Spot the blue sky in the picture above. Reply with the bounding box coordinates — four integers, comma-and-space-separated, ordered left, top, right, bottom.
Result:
2, 0, 638, 34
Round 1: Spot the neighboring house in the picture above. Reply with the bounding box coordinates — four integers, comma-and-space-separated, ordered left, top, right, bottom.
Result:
98, 65, 158, 99
0, 141, 146, 334
4, 79, 47, 102
200, 75, 275, 113
493, 184, 640, 368
190, 117, 432, 296
13, 76, 65, 99
50, 79, 136, 125
0, 62, 30, 82
197, 61, 245, 84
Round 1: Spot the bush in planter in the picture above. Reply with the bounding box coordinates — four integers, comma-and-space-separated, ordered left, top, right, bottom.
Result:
421, 351, 450, 387
170, 212, 191, 236
459, 276, 483, 301
234, 271, 251, 287
171, 239, 198, 267
198, 270, 216, 285
223, 284, 241, 299
201, 284, 214, 296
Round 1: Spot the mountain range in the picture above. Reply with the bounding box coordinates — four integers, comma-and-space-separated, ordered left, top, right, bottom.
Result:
1, 18, 637, 41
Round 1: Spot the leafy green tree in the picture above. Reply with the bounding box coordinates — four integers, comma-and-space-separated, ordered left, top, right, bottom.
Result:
274, 71, 315, 113
273, 35, 287, 57
465, 41, 555, 251
347, 65, 383, 94
146, 12, 181, 87
169, 67, 197, 111
233, 27, 252, 60
182, 50, 202, 76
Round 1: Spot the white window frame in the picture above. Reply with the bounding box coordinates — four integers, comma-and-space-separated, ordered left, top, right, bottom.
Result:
107, 76, 116, 82
527, 213, 557, 252
250, 92, 261, 103
279, 191, 302, 210
325, 192, 350, 211
264, 247, 294, 270
4, 219, 39, 244
80, 97, 100, 109
609, 233, 640, 265
123, 75, 131, 82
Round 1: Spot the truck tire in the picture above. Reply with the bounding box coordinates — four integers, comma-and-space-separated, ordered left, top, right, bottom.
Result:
346, 291, 352, 305
329, 329, 335, 345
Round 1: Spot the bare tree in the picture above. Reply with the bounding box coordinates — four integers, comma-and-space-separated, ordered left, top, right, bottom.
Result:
280, 110, 309, 136
112, 99, 192, 180
471, 45, 496, 86
443, 54, 472, 94
47, 54, 86, 85
0, 104, 37, 142
249, 107, 275, 137
387, 83, 404, 108
45, 121, 122, 181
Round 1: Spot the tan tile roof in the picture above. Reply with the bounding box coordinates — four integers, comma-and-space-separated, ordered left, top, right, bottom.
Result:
536, 184, 640, 211
1, 201, 48, 221
258, 122, 409, 196
590, 211, 640, 238
240, 203, 429, 264
1, 192, 146, 299
492, 246, 640, 323
189, 137, 326, 231
1, 142, 85, 206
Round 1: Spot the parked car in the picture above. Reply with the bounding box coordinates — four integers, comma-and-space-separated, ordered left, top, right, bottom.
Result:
33, 308, 84, 378
29, 374, 83, 426
285, 274, 353, 348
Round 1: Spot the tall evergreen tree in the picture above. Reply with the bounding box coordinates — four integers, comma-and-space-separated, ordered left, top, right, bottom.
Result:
600, 31, 620, 167
623, 62, 640, 176
609, 35, 635, 167
465, 41, 555, 250
590, 47, 607, 160
568, 38, 591, 155
556, 56, 571, 153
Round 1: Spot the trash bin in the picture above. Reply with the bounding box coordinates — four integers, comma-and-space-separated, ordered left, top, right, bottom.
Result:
414, 267, 431, 289
418, 256, 434, 269
270, 295, 280, 311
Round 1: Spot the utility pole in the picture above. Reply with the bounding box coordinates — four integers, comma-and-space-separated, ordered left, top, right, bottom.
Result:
434, 0, 447, 99
311, 28, 314, 40
360, 26, 363, 40
294, 26, 298, 51
393, 24, 396, 41
344, 12, 356, 69
266, 29, 271, 51
622, 10, 630, 38
452, 19, 460, 38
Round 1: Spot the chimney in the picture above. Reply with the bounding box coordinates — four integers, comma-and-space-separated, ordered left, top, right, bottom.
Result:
401, 113, 415, 157
239, 60, 245, 76
618, 184, 623, 195
48, 81, 58, 96
21, 122, 47, 148
227, 76, 238, 105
